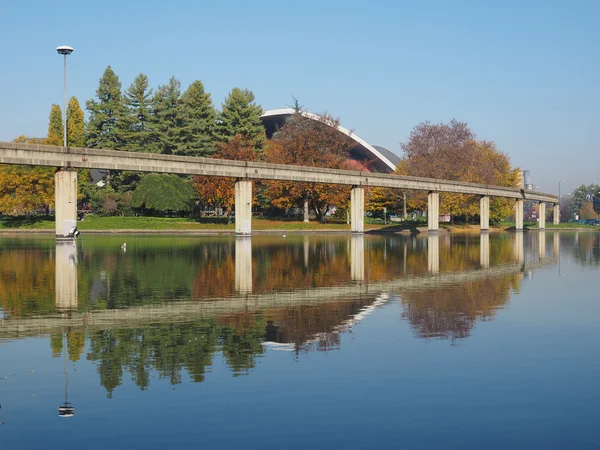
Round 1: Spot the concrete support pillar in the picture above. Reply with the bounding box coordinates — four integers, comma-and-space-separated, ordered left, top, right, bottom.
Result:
55, 169, 78, 239
538, 231, 546, 259
235, 237, 252, 293
553, 204, 560, 225
350, 187, 365, 234
428, 192, 439, 232
235, 180, 252, 235
553, 232, 560, 257
427, 234, 440, 274
513, 231, 524, 264
515, 199, 524, 230
480, 232, 490, 269
55, 241, 78, 311
350, 235, 365, 282
480, 196, 490, 231
539, 202, 546, 230
303, 235, 309, 269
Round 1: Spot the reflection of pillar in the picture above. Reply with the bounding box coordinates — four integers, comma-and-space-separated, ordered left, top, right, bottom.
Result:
515, 199, 524, 230
480, 232, 490, 268
553, 232, 560, 257
303, 235, 309, 269
513, 231, 524, 264
235, 180, 252, 235
480, 196, 490, 231
538, 231, 546, 259
539, 202, 546, 230
55, 169, 78, 239
427, 234, 440, 274
428, 192, 439, 232
350, 235, 365, 281
350, 187, 365, 234
55, 241, 78, 311
235, 237, 252, 293
553, 204, 560, 225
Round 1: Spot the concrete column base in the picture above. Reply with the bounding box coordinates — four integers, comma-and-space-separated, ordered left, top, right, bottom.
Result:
428, 192, 439, 232
235, 180, 252, 235
539, 202, 546, 230
351, 187, 365, 234
553, 204, 560, 225
480, 196, 490, 231
515, 199, 524, 230
55, 169, 78, 239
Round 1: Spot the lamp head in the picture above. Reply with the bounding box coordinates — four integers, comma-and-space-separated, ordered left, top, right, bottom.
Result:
56, 46, 74, 55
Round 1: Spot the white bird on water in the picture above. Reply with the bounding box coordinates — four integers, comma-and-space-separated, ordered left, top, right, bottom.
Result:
121, 243, 127, 252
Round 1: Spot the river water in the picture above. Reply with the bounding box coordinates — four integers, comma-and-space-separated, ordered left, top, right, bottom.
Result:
0, 232, 598, 449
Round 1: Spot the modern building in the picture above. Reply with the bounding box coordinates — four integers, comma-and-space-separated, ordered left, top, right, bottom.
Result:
260, 108, 400, 173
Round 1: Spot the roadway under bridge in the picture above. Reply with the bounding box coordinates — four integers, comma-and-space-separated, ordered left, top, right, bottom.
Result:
0, 142, 559, 237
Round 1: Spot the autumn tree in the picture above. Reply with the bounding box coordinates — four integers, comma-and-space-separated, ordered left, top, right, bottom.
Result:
67, 97, 85, 147
86, 66, 126, 149
177, 80, 216, 157
570, 184, 600, 218
214, 88, 265, 152
192, 135, 257, 222
264, 112, 355, 222
45, 104, 63, 146
579, 201, 598, 220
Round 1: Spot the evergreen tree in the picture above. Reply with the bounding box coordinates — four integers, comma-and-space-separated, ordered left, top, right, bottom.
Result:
214, 88, 265, 153
86, 66, 126, 149
152, 76, 182, 154
177, 80, 216, 157
121, 73, 156, 153
45, 104, 63, 146
67, 97, 85, 147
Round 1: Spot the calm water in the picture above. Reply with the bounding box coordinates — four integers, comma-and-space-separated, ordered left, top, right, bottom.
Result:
0, 232, 598, 449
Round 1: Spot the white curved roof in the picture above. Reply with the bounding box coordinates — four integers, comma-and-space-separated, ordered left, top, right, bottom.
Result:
260, 108, 397, 172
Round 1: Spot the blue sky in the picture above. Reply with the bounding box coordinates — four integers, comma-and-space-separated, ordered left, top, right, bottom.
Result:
1, 0, 598, 194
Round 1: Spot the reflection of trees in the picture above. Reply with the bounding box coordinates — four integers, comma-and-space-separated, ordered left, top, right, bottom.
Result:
400, 274, 521, 342
572, 233, 600, 267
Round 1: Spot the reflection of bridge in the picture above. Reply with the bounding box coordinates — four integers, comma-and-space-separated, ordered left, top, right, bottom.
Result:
0, 233, 558, 340
0, 142, 558, 237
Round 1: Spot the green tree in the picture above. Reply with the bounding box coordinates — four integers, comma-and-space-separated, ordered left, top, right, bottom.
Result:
45, 104, 63, 146
121, 73, 156, 153
214, 88, 265, 152
177, 80, 216, 157
132, 173, 195, 214
86, 66, 126, 149
67, 97, 85, 147
570, 184, 600, 218
152, 76, 182, 155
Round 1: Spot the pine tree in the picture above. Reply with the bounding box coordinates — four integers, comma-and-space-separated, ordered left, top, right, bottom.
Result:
86, 66, 126, 149
177, 80, 216, 157
67, 97, 85, 147
121, 73, 156, 153
214, 88, 265, 153
152, 76, 182, 154
45, 104, 63, 146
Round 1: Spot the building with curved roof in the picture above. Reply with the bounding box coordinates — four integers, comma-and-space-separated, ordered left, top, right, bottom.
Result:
260, 108, 399, 173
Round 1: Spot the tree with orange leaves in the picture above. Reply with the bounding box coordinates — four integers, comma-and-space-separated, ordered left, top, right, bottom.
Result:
192, 135, 257, 222
264, 112, 356, 222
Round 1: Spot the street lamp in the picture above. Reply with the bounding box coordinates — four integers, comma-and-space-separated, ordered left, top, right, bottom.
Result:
558, 180, 566, 223
56, 45, 74, 147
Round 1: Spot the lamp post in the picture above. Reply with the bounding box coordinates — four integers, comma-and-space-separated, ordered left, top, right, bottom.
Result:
558, 180, 566, 222
56, 46, 74, 147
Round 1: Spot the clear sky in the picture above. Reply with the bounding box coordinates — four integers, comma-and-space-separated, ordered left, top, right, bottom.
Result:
1, 0, 598, 194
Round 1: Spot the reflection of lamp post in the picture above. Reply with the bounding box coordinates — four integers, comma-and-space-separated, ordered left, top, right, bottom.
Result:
57, 335, 75, 417
558, 180, 566, 222
56, 46, 74, 147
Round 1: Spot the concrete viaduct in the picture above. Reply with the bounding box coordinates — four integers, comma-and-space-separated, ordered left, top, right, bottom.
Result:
0, 142, 559, 238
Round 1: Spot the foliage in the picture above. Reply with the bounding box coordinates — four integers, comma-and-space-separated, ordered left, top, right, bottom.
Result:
177, 80, 216, 157
120, 73, 156, 153
570, 184, 600, 218
578, 201, 598, 220
192, 135, 257, 215
132, 173, 195, 214
263, 112, 355, 222
67, 97, 85, 147
152, 76, 182, 155
86, 66, 126, 149
214, 88, 265, 152
45, 104, 63, 146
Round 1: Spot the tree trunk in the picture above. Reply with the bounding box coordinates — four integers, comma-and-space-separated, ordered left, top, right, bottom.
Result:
303, 197, 309, 223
